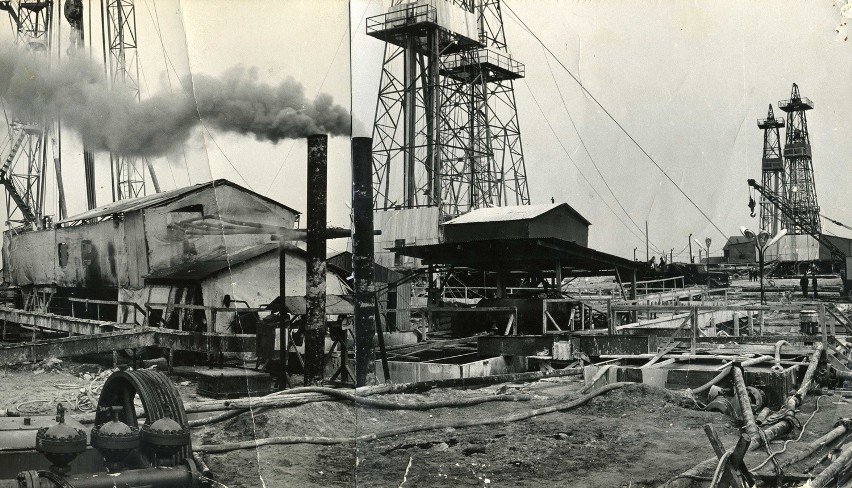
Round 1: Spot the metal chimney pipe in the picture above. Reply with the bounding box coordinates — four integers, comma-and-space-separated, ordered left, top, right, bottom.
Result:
351, 137, 376, 386
304, 134, 328, 386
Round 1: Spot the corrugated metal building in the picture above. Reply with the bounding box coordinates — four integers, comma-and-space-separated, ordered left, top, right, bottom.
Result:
441, 203, 590, 245
0, 180, 360, 331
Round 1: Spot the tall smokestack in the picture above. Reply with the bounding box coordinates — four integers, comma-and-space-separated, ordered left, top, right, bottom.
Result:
304, 134, 328, 386
351, 137, 376, 386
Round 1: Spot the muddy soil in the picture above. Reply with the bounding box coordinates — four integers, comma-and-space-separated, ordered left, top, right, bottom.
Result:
195, 379, 748, 487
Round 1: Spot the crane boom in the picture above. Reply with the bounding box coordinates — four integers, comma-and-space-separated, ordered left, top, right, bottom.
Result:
748, 178, 845, 264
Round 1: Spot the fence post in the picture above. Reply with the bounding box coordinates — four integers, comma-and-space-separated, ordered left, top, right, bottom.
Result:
690, 308, 698, 354
607, 299, 615, 334
732, 311, 740, 336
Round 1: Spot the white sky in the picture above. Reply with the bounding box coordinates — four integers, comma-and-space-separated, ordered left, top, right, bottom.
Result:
2, 0, 851, 261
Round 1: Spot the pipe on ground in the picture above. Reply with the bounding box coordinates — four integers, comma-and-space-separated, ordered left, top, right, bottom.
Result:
811, 442, 852, 488
195, 381, 631, 454
357, 367, 583, 396
782, 343, 824, 411
732, 366, 760, 440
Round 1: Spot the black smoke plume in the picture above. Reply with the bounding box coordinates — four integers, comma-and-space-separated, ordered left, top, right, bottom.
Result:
0, 46, 350, 157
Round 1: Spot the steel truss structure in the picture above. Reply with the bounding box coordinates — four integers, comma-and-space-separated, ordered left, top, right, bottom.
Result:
104, 0, 158, 200
368, 0, 529, 221
0, 0, 53, 230
779, 83, 820, 235
757, 104, 785, 234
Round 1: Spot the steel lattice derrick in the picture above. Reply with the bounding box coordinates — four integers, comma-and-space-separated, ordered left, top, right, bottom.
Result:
0, 0, 53, 230
778, 83, 819, 235
368, 0, 528, 223
105, 0, 158, 200
757, 104, 784, 234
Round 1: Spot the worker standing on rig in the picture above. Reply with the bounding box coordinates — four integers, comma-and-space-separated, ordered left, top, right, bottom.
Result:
812, 268, 819, 299
800, 272, 809, 298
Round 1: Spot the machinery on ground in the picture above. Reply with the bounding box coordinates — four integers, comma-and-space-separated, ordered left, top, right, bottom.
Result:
0, 370, 207, 488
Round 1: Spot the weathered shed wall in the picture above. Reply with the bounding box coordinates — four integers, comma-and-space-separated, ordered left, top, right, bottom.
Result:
3, 182, 299, 291
3, 219, 130, 289
144, 184, 297, 276
528, 209, 589, 246
200, 250, 349, 332
374, 207, 441, 269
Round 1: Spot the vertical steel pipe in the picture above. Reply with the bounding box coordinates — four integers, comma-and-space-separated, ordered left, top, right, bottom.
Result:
351, 137, 376, 386
304, 134, 328, 386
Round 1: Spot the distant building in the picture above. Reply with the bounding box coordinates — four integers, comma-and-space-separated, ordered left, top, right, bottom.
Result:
441, 203, 591, 245
723, 236, 757, 264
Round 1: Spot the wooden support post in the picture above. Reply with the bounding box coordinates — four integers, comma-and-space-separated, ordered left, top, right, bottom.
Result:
690, 308, 698, 355
747, 312, 754, 335
703, 425, 752, 488
819, 304, 828, 345
733, 311, 740, 336
830, 309, 836, 337
630, 269, 638, 324
759, 311, 765, 336
554, 262, 562, 295
304, 134, 328, 386
607, 299, 615, 334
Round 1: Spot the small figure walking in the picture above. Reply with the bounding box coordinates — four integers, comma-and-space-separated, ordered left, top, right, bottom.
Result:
800, 273, 809, 298
812, 269, 819, 299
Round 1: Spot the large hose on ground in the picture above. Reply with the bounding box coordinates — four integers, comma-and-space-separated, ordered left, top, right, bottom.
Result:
94, 369, 192, 463
194, 381, 632, 454
811, 442, 852, 488
732, 366, 760, 440
664, 345, 825, 487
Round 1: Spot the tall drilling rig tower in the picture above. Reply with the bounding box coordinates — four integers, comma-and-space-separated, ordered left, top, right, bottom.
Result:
367, 0, 529, 224
104, 0, 159, 200
779, 83, 820, 235
757, 104, 785, 234
0, 0, 54, 229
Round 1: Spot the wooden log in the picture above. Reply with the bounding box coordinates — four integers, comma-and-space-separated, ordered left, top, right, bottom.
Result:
357, 367, 583, 396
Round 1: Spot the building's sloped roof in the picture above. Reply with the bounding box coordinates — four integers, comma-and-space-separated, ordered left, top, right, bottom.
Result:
724, 236, 753, 248
391, 236, 639, 274
57, 179, 299, 224
444, 203, 591, 226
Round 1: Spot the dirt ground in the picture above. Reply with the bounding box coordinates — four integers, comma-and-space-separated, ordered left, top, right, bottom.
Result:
2, 278, 851, 487
1, 357, 849, 487
194, 377, 749, 488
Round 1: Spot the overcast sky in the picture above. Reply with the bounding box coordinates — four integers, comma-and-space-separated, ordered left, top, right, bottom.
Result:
1, 1, 850, 261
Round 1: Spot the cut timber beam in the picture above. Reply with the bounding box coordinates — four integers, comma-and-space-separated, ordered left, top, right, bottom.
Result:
0, 330, 155, 366
154, 329, 256, 354
0, 307, 127, 336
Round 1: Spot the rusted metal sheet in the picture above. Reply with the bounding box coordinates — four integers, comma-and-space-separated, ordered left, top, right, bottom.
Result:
571, 335, 654, 357
0, 329, 155, 366
0, 307, 125, 335
477, 335, 554, 357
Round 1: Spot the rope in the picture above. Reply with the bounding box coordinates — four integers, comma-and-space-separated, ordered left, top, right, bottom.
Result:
709, 450, 733, 488
752, 396, 823, 471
